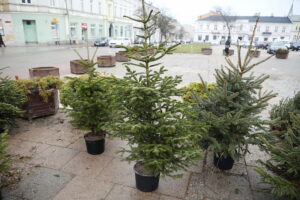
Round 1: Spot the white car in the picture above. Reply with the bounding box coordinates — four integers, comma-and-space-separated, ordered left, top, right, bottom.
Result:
109, 38, 131, 48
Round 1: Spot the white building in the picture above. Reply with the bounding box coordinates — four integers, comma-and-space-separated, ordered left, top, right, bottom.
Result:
194, 14, 293, 44
0, 0, 160, 45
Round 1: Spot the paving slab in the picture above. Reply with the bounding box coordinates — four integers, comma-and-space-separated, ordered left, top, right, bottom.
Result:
30, 146, 79, 170
246, 166, 272, 192
252, 191, 287, 200
53, 176, 113, 200
2, 167, 72, 200
62, 151, 113, 177
97, 157, 136, 187
160, 195, 183, 200
245, 145, 270, 167
105, 184, 160, 200
156, 171, 191, 198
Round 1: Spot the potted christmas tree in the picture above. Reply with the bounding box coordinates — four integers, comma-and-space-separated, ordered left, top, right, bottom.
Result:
112, 0, 206, 192
255, 93, 300, 199
193, 18, 276, 170
0, 68, 25, 132
61, 49, 118, 155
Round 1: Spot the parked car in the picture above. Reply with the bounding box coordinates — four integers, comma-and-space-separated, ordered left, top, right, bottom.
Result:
109, 38, 131, 48
94, 38, 110, 47
290, 42, 300, 51
255, 41, 269, 49
267, 41, 288, 54
238, 40, 250, 47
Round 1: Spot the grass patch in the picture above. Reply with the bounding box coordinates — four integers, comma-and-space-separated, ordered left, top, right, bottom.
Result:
173, 43, 211, 54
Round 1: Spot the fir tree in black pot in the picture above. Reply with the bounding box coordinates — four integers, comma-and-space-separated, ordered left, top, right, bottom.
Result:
61, 48, 118, 155
193, 18, 276, 170
113, 0, 207, 192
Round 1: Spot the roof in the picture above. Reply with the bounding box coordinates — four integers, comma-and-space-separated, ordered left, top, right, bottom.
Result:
198, 15, 292, 24
289, 15, 300, 22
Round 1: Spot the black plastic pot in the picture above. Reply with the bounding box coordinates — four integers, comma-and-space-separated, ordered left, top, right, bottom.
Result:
213, 153, 234, 170
84, 133, 105, 155
134, 163, 159, 192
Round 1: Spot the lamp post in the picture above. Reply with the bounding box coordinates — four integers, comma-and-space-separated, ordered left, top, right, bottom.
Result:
64, 0, 71, 45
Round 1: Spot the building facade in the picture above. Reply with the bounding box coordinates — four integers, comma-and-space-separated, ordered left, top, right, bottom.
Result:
194, 15, 293, 44
0, 0, 158, 45
288, 3, 300, 42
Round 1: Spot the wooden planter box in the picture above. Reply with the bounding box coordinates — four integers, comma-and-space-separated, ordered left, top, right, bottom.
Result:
223, 49, 234, 56
29, 67, 60, 78
249, 50, 261, 58
97, 56, 116, 67
202, 48, 212, 55
70, 60, 90, 74
23, 89, 59, 119
275, 52, 289, 59
116, 51, 130, 62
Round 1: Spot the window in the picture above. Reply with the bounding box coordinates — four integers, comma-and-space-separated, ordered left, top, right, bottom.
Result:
281, 36, 285, 40
264, 37, 268, 41
99, 25, 103, 37
50, 0, 55, 7
81, 0, 84, 11
282, 26, 286, 33
114, 26, 118, 37
198, 35, 202, 41
275, 26, 278, 32
70, 23, 77, 38
90, 24, 95, 37
255, 37, 259, 42
205, 35, 209, 41
213, 35, 217, 40
98, 1, 101, 14
265, 26, 269, 32
22, 0, 31, 3
257, 26, 260, 32
90, 0, 93, 12
223, 25, 226, 30
239, 24, 243, 31
214, 24, 217, 30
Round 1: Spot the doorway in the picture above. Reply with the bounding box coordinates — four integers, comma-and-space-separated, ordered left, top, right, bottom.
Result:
82, 29, 87, 41
23, 20, 38, 43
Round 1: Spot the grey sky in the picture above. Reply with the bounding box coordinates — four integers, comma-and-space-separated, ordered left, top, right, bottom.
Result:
148, 0, 300, 24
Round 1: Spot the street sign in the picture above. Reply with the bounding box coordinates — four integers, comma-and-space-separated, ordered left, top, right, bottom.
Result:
52, 18, 57, 23
81, 23, 87, 29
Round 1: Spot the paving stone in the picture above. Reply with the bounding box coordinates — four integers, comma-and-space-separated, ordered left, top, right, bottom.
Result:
2, 167, 72, 200
62, 152, 113, 177
247, 166, 272, 191
185, 171, 253, 200
97, 157, 135, 187
53, 176, 113, 200
187, 159, 204, 173
103, 138, 130, 158
105, 184, 160, 200
6, 138, 50, 159
204, 151, 247, 176
67, 137, 86, 152
160, 195, 183, 200
156, 171, 191, 198
252, 191, 286, 200
30, 146, 79, 170
245, 145, 270, 167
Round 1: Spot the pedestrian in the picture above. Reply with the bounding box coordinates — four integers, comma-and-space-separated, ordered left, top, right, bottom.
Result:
0, 34, 6, 47
225, 37, 231, 56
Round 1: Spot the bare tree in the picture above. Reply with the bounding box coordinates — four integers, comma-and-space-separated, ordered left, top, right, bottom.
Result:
152, 11, 176, 42
213, 6, 236, 43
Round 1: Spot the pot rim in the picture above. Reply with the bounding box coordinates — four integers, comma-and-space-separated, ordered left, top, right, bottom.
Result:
134, 162, 159, 177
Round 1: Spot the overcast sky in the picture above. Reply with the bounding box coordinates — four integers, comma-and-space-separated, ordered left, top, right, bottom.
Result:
148, 0, 300, 24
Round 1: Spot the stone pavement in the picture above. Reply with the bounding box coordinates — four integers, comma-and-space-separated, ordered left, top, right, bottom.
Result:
1, 111, 284, 200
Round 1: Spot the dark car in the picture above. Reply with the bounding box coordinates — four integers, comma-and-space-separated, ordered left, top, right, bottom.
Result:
290, 42, 300, 51
94, 38, 110, 47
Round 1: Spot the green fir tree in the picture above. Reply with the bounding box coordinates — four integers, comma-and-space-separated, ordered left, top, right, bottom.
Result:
193, 18, 276, 160
113, 0, 207, 177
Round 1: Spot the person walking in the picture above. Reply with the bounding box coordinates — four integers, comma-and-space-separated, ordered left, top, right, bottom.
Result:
225, 37, 231, 56
0, 34, 6, 47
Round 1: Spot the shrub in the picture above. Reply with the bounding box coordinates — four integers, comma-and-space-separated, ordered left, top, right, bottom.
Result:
181, 82, 216, 103
0, 132, 10, 186
276, 48, 289, 54
15, 76, 63, 102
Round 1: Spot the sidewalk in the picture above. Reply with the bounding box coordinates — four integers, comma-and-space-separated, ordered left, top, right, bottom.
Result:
2, 111, 282, 200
